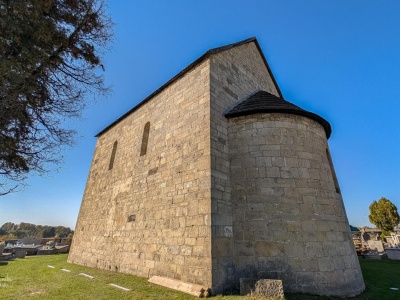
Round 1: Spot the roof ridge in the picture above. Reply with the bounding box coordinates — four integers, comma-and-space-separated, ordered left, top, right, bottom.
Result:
208, 37, 257, 54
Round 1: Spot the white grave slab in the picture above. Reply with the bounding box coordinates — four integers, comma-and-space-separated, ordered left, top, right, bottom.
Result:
368, 240, 384, 252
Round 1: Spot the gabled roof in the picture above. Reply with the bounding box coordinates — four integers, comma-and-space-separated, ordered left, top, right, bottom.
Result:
96, 37, 282, 137
225, 90, 331, 138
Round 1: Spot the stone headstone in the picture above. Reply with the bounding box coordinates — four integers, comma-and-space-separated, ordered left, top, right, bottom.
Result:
386, 248, 400, 260
386, 236, 394, 247
368, 240, 384, 252
45, 240, 56, 249
391, 233, 400, 245
21, 236, 42, 245
15, 250, 27, 258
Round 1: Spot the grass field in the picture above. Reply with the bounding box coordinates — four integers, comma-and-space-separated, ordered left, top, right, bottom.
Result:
0, 254, 399, 299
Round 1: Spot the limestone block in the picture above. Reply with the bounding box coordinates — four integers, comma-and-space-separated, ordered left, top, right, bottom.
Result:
149, 276, 210, 297
254, 241, 285, 257
240, 278, 284, 298
253, 279, 285, 298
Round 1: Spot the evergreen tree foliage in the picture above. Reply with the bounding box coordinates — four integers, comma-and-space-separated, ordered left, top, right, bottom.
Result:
42, 226, 55, 238
0, 0, 113, 195
369, 197, 399, 237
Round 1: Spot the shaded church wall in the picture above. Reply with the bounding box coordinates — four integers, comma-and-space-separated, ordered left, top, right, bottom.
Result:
228, 113, 365, 297
209, 42, 279, 293
68, 59, 213, 286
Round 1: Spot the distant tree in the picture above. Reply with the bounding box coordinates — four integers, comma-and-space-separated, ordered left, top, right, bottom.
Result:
0, 222, 72, 238
1, 222, 16, 232
55, 225, 73, 237
18, 222, 37, 235
56, 231, 67, 238
36, 225, 44, 237
12, 229, 29, 238
0, 233, 17, 242
0, 0, 113, 195
369, 197, 399, 238
42, 226, 56, 238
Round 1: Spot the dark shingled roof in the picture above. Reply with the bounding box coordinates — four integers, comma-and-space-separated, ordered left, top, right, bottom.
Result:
96, 37, 282, 137
225, 91, 331, 138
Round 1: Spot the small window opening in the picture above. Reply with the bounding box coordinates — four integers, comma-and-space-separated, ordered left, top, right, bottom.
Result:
326, 148, 340, 193
140, 122, 150, 156
109, 141, 118, 170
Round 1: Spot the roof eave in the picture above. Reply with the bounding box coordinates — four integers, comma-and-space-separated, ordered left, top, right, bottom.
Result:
95, 50, 213, 137
95, 37, 282, 137
225, 109, 332, 139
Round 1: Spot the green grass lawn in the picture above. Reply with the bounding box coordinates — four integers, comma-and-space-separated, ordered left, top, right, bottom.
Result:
0, 255, 399, 299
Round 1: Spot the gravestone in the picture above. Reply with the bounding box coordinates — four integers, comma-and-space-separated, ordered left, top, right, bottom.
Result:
385, 236, 394, 247
15, 250, 27, 258
386, 248, 400, 260
368, 240, 384, 252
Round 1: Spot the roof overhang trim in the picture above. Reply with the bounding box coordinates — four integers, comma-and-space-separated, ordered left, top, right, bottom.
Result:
226, 108, 332, 139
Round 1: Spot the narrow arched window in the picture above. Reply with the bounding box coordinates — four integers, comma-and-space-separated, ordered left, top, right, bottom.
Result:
326, 148, 340, 193
140, 122, 150, 156
109, 141, 118, 170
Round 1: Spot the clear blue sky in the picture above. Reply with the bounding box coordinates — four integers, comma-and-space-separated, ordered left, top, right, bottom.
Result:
2, 1, 400, 229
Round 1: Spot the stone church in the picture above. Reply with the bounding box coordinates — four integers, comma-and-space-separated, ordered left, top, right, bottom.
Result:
68, 37, 365, 296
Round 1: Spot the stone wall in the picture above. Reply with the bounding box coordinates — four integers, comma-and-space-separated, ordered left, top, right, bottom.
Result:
68, 59, 213, 286
69, 39, 365, 297
209, 41, 279, 293
228, 113, 365, 297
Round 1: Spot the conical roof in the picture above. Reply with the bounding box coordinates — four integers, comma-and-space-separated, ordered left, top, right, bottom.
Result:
225, 90, 331, 138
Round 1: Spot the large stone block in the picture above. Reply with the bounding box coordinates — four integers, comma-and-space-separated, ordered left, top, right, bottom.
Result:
240, 278, 285, 298
149, 276, 210, 297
